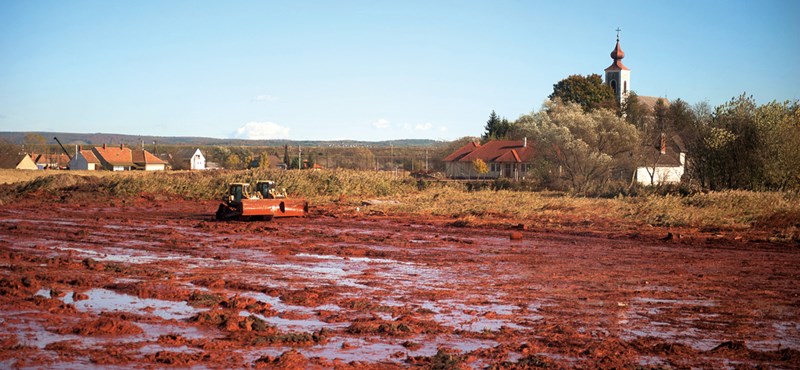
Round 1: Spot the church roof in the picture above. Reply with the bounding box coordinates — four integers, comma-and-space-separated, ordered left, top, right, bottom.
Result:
604, 39, 629, 72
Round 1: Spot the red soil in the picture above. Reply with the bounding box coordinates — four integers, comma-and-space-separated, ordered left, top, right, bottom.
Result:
0, 195, 798, 368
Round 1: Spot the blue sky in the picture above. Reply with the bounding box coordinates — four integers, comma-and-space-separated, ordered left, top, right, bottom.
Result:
1, 0, 798, 141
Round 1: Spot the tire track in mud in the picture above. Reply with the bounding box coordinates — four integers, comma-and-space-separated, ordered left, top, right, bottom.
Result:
0, 200, 798, 368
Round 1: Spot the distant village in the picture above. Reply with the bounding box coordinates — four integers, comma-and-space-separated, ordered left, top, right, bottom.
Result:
0, 34, 690, 188
0, 144, 286, 172
3, 34, 793, 193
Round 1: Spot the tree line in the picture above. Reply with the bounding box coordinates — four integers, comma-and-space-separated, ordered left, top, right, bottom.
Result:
480, 74, 800, 192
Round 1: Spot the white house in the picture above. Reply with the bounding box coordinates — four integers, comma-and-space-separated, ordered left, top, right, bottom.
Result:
190, 148, 206, 170
69, 149, 101, 170
636, 134, 686, 185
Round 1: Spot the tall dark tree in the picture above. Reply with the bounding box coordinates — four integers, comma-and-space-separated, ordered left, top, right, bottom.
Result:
549, 74, 617, 112
482, 110, 513, 140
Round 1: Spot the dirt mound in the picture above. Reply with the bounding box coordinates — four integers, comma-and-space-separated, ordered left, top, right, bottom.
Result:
346, 315, 444, 337
61, 316, 144, 336
254, 350, 310, 369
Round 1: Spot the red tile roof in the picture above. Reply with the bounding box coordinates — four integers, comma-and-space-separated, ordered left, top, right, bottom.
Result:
131, 149, 167, 165
445, 140, 535, 163
79, 150, 100, 163
30, 152, 70, 166
442, 141, 480, 162
93, 146, 134, 166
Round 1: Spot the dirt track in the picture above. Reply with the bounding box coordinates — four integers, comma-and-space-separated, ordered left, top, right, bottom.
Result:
0, 196, 798, 368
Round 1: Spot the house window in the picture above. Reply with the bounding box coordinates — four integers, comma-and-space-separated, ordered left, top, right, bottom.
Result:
490, 163, 500, 172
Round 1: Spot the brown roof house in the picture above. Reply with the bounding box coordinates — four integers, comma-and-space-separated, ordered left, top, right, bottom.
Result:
443, 138, 536, 180
635, 133, 686, 185
91, 144, 167, 171
0, 153, 39, 170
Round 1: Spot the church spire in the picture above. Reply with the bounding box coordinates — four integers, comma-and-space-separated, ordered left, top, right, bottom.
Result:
604, 28, 631, 104
606, 28, 628, 71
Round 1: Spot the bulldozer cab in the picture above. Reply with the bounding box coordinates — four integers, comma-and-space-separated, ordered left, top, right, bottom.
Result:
255, 181, 275, 199
256, 180, 286, 199
227, 183, 251, 202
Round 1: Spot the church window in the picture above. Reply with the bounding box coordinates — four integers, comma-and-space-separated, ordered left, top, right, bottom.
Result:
610, 80, 617, 94
624, 81, 628, 93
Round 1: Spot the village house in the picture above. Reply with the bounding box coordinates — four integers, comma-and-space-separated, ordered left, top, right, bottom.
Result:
635, 133, 686, 185
444, 138, 535, 179
164, 148, 207, 170
0, 153, 39, 170
69, 148, 101, 170
73, 144, 167, 171
249, 154, 287, 169
30, 152, 70, 170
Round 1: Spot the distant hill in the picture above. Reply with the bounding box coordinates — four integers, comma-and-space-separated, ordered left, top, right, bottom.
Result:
0, 131, 442, 148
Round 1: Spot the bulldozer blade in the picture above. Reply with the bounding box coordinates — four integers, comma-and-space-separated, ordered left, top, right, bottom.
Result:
274, 199, 309, 218
240, 199, 277, 217
239, 198, 308, 218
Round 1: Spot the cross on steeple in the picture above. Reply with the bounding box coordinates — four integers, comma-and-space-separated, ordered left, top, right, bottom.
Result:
615, 27, 622, 41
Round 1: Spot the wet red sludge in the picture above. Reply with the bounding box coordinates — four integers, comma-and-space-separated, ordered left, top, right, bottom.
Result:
0, 196, 798, 368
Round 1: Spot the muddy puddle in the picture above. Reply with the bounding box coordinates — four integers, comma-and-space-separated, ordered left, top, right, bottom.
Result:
0, 199, 798, 368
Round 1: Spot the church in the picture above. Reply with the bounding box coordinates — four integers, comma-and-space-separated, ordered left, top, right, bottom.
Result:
442, 32, 687, 183
606, 31, 686, 185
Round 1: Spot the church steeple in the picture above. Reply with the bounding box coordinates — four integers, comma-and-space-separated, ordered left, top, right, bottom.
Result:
604, 28, 631, 104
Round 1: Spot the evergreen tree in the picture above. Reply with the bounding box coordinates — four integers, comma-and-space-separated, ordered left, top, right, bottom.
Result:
482, 111, 514, 140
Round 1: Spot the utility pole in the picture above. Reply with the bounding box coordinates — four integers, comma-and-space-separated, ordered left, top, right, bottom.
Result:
298, 145, 302, 169
425, 149, 428, 171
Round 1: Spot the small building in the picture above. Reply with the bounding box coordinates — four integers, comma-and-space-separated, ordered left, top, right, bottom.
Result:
164, 148, 206, 170
189, 149, 205, 170
635, 133, 686, 185
0, 154, 39, 170
93, 144, 135, 171
31, 152, 70, 170
443, 138, 535, 179
69, 149, 101, 171
132, 149, 167, 171
249, 154, 287, 169
91, 144, 166, 171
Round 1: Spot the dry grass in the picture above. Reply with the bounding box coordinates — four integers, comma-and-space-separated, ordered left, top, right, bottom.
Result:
3, 169, 798, 239
0, 169, 121, 185
368, 186, 800, 236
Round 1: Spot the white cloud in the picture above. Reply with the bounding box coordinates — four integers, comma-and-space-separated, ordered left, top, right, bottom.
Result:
438, 126, 448, 132
372, 118, 390, 129
252, 95, 277, 102
232, 121, 290, 140
414, 122, 433, 131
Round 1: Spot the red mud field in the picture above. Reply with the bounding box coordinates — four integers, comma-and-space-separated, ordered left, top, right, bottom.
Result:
0, 195, 798, 369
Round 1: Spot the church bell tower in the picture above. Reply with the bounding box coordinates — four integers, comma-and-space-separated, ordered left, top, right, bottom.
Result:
604, 29, 630, 104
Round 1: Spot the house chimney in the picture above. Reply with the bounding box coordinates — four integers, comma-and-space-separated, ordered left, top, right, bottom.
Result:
660, 133, 667, 154
103, 143, 106, 149
523, 137, 527, 148
120, 144, 124, 149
